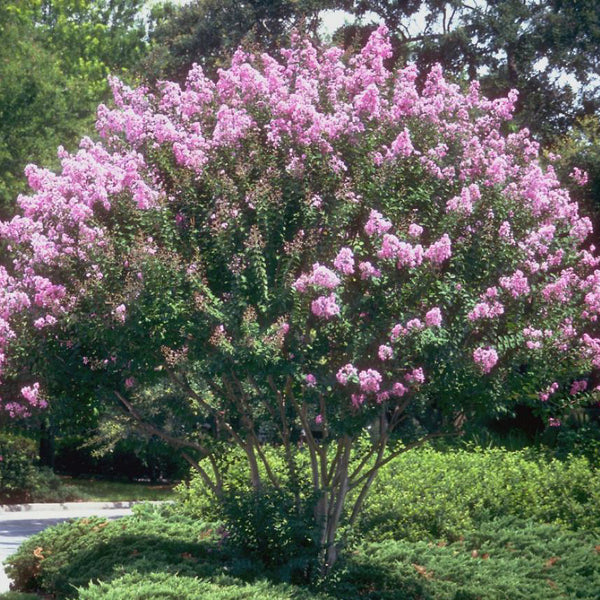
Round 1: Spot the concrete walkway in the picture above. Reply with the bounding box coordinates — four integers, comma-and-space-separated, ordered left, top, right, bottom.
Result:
0, 502, 136, 593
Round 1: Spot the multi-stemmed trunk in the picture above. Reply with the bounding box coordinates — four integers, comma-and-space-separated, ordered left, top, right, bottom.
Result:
116, 372, 438, 578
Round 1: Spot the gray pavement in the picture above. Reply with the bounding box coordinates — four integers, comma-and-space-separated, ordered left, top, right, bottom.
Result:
0, 503, 135, 593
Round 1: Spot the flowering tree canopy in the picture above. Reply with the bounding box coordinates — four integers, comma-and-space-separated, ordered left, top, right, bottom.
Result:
0, 26, 597, 571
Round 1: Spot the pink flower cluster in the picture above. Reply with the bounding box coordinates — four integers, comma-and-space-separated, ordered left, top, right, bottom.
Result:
333, 247, 355, 275
499, 270, 530, 298
539, 382, 559, 402
473, 347, 498, 373
311, 294, 340, 319
359, 369, 382, 393
294, 263, 341, 292
424, 234, 452, 266
336, 363, 358, 385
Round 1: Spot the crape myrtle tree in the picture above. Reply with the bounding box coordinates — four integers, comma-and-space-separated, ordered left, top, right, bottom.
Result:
1, 27, 599, 574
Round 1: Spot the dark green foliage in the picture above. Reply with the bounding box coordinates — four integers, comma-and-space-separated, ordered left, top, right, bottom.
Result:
5, 504, 235, 596
0, 432, 85, 502
327, 519, 600, 600
219, 485, 320, 579
143, 0, 338, 82
0, 1, 147, 216
0, 433, 38, 500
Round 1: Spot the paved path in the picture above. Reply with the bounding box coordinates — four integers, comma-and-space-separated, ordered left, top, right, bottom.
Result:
0, 502, 135, 593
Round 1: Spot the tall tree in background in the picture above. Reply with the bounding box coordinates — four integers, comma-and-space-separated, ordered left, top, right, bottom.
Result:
342, 0, 600, 144
142, 0, 340, 82
0, 0, 147, 217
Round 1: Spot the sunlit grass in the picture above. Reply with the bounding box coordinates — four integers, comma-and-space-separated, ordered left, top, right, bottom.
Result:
58, 476, 177, 502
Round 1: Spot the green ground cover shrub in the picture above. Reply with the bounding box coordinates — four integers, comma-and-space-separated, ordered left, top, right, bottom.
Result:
4, 504, 242, 597
77, 572, 332, 599
6, 449, 600, 598
329, 518, 600, 600
6, 508, 600, 599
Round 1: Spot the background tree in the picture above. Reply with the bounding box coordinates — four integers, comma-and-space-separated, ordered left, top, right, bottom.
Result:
340, 0, 600, 144
142, 0, 340, 81
0, 0, 147, 217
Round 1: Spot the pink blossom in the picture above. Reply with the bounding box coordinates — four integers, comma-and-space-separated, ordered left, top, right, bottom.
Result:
359, 369, 382, 393
404, 368, 425, 384
125, 377, 135, 389
408, 223, 423, 238
425, 307, 442, 327
468, 301, 504, 321
378, 344, 393, 361
351, 393, 366, 408
21, 383, 46, 408
364, 209, 392, 236
358, 261, 381, 279
113, 304, 127, 323
570, 380, 587, 395
310, 264, 341, 289
548, 417, 561, 427
539, 382, 558, 401
390, 382, 407, 397
390, 323, 406, 340
311, 293, 340, 319
570, 167, 589, 186
337, 363, 358, 385
473, 347, 498, 373
424, 234, 452, 265
305, 373, 317, 387
333, 247, 355, 275
406, 318, 424, 331
499, 270, 530, 298
378, 234, 402, 260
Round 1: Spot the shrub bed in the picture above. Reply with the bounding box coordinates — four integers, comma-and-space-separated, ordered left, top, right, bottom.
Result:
77, 572, 332, 599
354, 446, 600, 542
330, 518, 600, 600
6, 448, 600, 598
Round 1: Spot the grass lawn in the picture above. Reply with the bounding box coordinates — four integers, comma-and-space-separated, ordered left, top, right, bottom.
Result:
57, 476, 177, 502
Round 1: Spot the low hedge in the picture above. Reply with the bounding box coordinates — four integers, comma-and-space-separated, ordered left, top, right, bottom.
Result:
178, 445, 600, 543
354, 447, 600, 542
